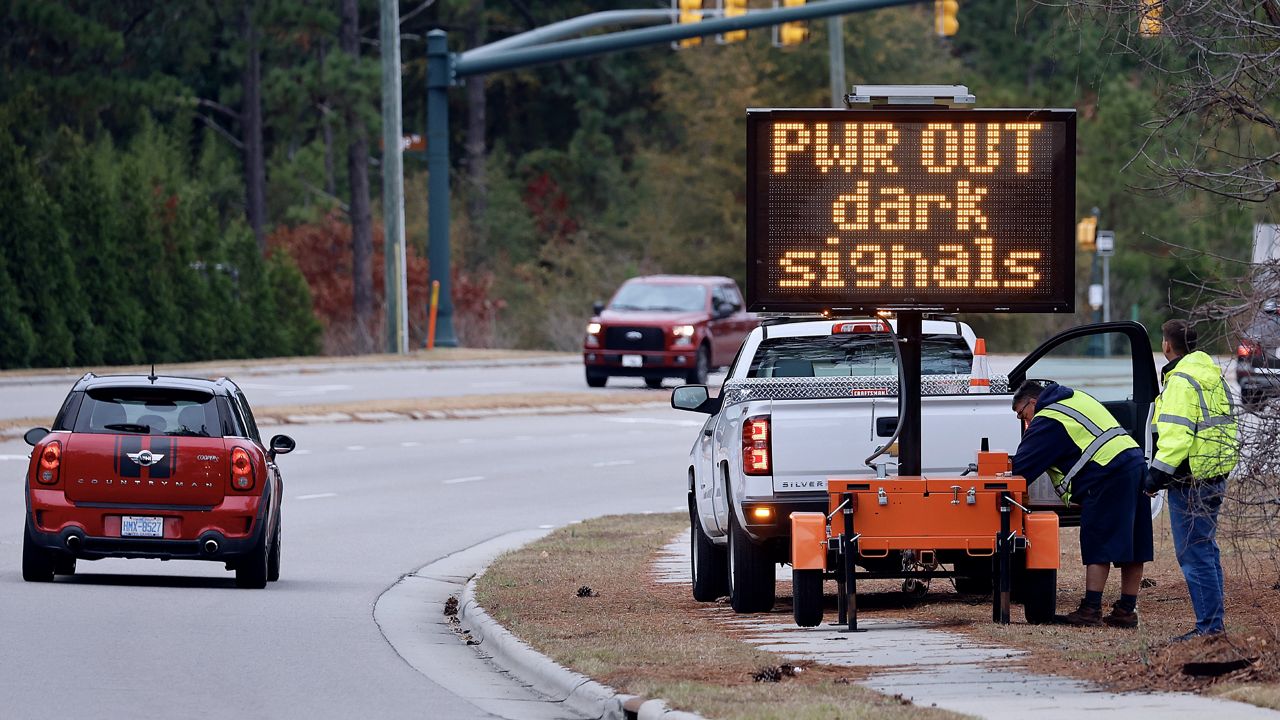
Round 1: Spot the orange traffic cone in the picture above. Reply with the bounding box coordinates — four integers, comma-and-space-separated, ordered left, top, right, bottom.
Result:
970, 338, 990, 394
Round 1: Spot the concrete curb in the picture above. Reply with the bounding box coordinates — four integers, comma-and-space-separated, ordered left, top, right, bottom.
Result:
0, 354, 578, 388
458, 545, 706, 720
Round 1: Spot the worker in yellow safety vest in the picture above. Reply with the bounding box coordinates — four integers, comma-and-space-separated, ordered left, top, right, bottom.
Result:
1011, 379, 1152, 628
1144, 319, 1238, 641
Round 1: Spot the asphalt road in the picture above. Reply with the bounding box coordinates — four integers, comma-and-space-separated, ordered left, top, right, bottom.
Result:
0, 408, 701, 718
0, 361, 726, 423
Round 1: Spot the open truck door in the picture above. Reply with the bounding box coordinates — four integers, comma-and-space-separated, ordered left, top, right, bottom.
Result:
1008, 321, 1161, 522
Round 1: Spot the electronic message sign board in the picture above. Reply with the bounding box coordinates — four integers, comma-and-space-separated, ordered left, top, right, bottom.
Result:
746, 108, 1076, 313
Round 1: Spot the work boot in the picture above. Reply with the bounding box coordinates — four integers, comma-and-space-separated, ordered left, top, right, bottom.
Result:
1062, 601, 1103, 627
1103, 604, 1139, 629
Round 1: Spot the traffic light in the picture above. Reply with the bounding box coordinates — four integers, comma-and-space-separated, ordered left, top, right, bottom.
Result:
934, 0, 959, 37
1077, 215, 1098, 251
721, 0, 747, 44
676, 0, 704, 48
1138, 0, 1163, 37
775, 0, 808, 47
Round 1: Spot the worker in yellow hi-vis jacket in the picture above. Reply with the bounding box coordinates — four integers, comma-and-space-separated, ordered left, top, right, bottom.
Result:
1144, 319, 1239, 642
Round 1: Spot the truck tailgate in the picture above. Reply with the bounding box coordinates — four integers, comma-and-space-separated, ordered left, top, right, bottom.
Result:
769, 395, 1021, 494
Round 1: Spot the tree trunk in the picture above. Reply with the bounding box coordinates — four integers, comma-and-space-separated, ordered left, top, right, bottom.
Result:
241, 1, 267, 254
342, 0, 374, 353
465, 0, 487, 264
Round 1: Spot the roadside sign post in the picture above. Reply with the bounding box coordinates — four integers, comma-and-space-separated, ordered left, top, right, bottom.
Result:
1096, 230, 1114, 325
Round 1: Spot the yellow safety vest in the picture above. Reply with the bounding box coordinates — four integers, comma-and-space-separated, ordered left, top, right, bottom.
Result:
1152, 351, 1238, 480
1035, 389, 1140, 503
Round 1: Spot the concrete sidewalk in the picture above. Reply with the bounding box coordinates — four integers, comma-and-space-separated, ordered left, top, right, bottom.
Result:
656, 531, 1280, 719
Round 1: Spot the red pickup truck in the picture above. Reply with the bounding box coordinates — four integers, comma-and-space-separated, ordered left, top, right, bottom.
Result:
583, 275, 758, 388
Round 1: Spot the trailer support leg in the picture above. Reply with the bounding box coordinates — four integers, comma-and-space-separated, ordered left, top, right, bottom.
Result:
994, 491, 1012, 625
839, 492, 864, 633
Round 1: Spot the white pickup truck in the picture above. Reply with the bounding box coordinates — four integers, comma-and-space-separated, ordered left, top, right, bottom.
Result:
672, 318, 1160, 613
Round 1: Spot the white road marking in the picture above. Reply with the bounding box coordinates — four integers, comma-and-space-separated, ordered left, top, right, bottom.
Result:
538, 524, 555, 529
0, 454, 29, 461
457, 438, 477, 445
297, 493, 337, 500
591, 460, 635, 468
603, 417, 701, 427
238, 382, 352, 397
671, 505, 685, 511
346, 445, 366, 451
293, 449, 312, 456
443, 475, 485, 485
400, 441, 422, 447
469, 381, 520, 388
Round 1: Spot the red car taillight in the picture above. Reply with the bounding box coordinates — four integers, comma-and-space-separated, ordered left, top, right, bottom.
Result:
742, 415, 772, 476
1238, 341, 1257, 357
37, 441, 61, 485
231, 447, 254, 491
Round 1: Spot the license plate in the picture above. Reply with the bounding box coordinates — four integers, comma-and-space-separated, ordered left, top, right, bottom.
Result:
622, 354, 643, 368
121, 516, 164, 538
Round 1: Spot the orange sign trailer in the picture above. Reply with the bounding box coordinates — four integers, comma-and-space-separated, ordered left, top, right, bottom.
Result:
789, 451, 1061, 629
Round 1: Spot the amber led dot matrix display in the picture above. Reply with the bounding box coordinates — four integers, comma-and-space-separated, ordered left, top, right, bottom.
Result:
746, 108, 1076, 314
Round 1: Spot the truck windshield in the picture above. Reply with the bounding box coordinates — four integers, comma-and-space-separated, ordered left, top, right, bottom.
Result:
74, 388, 223, 437
747, 334, 972, 378
609, 283, 706, 312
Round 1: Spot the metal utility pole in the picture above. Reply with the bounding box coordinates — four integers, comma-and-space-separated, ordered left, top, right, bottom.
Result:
828, 15, 845, 108
381, 0, 409, 353
427, 0, 918, 347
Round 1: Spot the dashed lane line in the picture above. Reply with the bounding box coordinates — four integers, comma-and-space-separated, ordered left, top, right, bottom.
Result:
443, 475, 485, 485
296, 493, 338, 500
591, 459, 635, 468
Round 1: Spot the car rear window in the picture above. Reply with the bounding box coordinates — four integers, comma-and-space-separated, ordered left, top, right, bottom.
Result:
748, 333, 972, 378
74, 388, 223, 437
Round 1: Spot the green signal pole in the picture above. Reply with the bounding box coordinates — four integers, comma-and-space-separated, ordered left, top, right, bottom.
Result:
426, 0, 922, 347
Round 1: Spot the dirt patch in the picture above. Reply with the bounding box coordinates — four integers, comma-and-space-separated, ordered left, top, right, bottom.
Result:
475, 514, 967, 720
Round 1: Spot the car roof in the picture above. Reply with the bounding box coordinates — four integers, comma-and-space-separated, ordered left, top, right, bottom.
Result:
73, 373, 237, 394
622, 275, 733, 285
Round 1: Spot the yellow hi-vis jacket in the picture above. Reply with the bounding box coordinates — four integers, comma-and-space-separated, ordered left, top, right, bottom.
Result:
1152, 350, 1238, 480
1036, 390, 1140, 504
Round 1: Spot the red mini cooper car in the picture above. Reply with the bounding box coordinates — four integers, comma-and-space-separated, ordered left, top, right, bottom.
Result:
21, 373, 293, 588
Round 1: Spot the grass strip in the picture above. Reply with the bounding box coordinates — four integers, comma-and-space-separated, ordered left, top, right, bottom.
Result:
475, 513, 967, 720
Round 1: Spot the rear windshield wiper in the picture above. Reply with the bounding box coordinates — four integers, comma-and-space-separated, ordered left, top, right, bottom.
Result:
167, 428, 208, 437
103, 423, 150, 433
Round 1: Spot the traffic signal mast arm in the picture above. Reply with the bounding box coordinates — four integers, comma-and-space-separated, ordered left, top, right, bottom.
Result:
454, 0, 923, 77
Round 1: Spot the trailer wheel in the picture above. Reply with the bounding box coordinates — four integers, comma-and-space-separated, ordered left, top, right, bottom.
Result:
727, 511, 775, 613
1021, 568, 1058, 624
792, 569, 823, 627
689, 496, 728, 601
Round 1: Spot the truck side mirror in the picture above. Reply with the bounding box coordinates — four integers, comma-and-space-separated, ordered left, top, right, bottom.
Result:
592, 300, 605, 315
714, 302, 735, 319
671, 385, 720, 414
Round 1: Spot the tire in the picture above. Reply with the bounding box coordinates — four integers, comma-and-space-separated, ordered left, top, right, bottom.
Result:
585, 369, 607, 388
235, 530, 270, 589
727, 510, 776, 613
644, 376, 665, 389
267, 523, 281, 582
689, 497, 728, 602
1021, 568, 1058, 624
792, 568, 824, 627
22, 527, 55, 583
685, 345, 710, 385
53, 554, 77, 576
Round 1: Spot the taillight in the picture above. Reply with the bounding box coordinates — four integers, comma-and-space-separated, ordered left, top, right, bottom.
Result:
742, 415, 771, 476
231, 447, 254, 491
37, 441, 61, 485
1238, 342, 1256, 357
